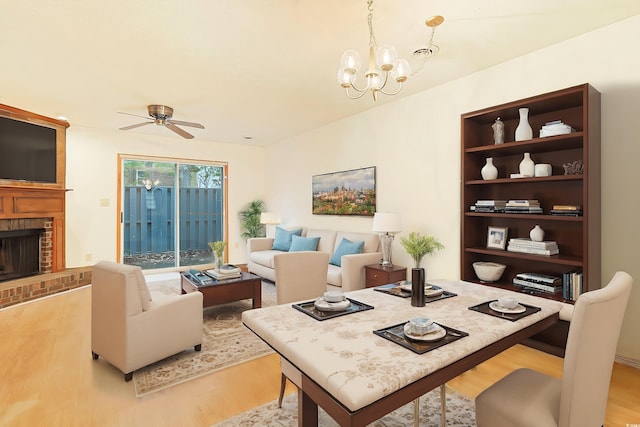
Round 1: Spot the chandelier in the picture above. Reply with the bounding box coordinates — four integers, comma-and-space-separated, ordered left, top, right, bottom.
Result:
337, 0, 443, 101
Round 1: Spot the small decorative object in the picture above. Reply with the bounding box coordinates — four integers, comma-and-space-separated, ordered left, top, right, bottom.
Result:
519, 152, 535, 177
208, 241, 226, 270
529, 225, 545, 242
563, 160, 583, 175
515, 107, 533, 141
400, 232, 444, 268
492, 117, 504, 144
534, 163, 552, 177
472, 261, 507, 282
486, 226, 508, 250
481, 157, 498, 180
411, 268, 426, 307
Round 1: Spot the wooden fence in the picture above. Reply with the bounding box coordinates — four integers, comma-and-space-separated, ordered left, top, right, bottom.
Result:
123, 186, 223, 255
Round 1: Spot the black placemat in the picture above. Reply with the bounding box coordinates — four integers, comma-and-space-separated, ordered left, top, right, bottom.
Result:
292, 298, 374, 321
374, 284, 457, 303
373, 321, 468, 354
468, 300, 541, 321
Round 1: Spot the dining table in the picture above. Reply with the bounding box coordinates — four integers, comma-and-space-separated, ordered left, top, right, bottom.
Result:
242, 279, 562, 427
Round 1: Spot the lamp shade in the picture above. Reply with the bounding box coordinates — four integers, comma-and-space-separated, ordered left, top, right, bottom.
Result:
260, 212, 281, 225
372, 212, 402, 233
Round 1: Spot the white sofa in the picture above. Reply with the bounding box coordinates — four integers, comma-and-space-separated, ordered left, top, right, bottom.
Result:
247, 228, 382, 291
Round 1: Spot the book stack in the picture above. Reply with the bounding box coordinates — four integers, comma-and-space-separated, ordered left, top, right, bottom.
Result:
513, 272, 562, 294
472, 200, 507, 213
563, 269, 583, 301
507, 238, 559, 256
206, 264, 242, 280
539, 120, 575, 138
550, 204, 583, 217
504, 199, 543, 214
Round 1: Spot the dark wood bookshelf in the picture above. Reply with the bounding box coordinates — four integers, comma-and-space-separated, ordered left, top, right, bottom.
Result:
460, 83, 601, 356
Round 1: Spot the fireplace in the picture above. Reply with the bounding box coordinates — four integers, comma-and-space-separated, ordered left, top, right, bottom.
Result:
0, 218, 52, 283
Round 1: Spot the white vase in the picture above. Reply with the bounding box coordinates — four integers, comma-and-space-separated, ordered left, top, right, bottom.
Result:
515, 108, 533, 141
481, 157, 498, 180
519, 152, 535, 177
530, 225, 545, 242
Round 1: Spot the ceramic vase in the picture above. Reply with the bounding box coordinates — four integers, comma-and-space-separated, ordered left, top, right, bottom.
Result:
515, 107, 533, 141
481, 157, 498, 180
519, 152, 535, 177
530, 225, 545, 242
411, 268, 426, 307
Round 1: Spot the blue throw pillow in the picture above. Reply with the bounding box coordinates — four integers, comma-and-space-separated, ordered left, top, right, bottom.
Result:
329, 238, 364, 267
289, 235, 320, 252
272, 226, 303, 251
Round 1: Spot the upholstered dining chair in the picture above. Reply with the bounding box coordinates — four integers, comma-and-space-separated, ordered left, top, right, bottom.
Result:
91, 261, 204, 381
475, 271, 633, 427
273, 251, 330, 408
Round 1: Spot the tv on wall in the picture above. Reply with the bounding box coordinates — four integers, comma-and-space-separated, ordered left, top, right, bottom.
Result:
0, 116, 57, 183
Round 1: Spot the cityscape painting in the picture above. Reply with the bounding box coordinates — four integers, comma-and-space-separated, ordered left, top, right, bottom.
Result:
312, 166, 376, 216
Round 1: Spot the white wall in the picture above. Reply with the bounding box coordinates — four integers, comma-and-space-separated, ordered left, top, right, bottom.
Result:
264, 16, 640, 361
65, 127, 266, 268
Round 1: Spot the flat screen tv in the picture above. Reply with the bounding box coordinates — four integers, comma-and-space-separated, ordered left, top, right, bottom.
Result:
0, 116, 57, 183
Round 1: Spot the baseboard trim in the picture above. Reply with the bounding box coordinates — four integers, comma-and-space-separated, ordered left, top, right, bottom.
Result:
616, 355, 640, 370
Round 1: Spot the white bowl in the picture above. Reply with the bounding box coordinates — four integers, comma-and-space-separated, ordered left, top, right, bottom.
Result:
498, 296, 518, 309
472, 262, 506, 282
323, 291, 345, 303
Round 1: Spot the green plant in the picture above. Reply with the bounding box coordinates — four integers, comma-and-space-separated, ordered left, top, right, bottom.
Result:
208, 241, 225, 267
400, 232, 444, 268
239, 199, 265, 240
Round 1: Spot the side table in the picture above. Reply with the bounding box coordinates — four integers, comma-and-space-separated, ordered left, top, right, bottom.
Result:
364, 264, 407, 288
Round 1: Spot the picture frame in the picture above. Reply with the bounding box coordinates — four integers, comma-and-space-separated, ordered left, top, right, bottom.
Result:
487, 226, 508, 250
312, 166, 376, 216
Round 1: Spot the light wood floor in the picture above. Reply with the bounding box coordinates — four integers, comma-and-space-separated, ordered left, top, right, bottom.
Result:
1, 285, 638, 426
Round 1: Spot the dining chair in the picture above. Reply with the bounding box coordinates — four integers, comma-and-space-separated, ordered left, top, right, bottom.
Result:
475, 271, 633, 427
274, 251, 330, 408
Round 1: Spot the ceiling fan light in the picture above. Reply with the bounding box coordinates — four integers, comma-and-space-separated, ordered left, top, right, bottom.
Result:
392, 58, 411, 82
376, 45, 397, 71
340, 50, 361, 73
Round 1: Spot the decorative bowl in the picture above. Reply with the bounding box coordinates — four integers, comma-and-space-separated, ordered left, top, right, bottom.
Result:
472, 262, 506, 282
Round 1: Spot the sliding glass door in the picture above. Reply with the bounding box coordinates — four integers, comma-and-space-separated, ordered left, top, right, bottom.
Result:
120, 157, 226, 270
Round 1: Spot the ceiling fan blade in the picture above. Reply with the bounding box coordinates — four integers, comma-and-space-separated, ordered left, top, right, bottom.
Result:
117, 111, 151, 120
168, 119, 205, 129
166, 123, 194, 139
119, 121, 153, 130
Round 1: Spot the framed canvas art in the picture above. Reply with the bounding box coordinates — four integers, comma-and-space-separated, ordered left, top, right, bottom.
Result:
312, 166, 376, 216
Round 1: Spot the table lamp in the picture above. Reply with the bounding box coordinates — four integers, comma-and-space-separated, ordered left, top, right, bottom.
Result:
372, 212, 402, 267
260, 212, 281, 238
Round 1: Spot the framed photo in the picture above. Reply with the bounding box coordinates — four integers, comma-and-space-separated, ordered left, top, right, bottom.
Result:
487, 226, 508, 250
312, 166, 376, 216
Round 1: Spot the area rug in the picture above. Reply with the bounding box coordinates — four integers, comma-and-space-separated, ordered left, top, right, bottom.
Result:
133, 280, 277, 397
212, 386, 476, 426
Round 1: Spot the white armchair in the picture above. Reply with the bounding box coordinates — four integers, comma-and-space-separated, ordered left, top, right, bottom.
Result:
91, 261, 203, 381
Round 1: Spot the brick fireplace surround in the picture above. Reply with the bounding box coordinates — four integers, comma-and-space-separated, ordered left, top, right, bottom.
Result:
0, 187, 91, 309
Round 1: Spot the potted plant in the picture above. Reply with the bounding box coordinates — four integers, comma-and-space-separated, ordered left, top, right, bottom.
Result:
239, 199, 265, 240
400, 231, 444, 268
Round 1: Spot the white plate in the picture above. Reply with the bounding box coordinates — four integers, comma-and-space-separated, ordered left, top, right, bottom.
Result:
399, 283, 442, 297
314, 297, 351, 312
489, 301, 526, 314
403, 323, 447, 342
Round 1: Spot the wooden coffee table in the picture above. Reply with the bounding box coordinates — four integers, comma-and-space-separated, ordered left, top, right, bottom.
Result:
181, 271, 262, 309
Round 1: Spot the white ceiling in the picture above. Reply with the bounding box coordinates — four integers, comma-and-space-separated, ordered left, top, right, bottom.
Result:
1, 1, 638, 145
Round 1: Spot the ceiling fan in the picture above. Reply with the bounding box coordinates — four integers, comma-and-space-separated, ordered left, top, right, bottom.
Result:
118, 105, 205, 139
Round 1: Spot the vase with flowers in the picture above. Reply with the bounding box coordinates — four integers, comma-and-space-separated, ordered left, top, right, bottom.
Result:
208, 241, 226, 270
400, 232, 444, 306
